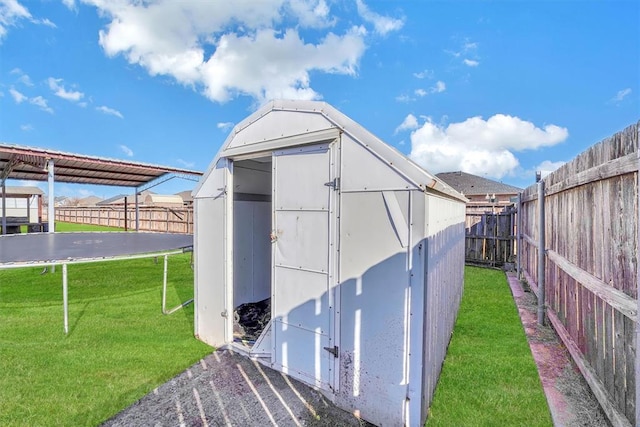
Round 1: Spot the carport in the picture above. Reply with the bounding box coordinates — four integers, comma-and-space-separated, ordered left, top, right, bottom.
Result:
0, 143, 202, 234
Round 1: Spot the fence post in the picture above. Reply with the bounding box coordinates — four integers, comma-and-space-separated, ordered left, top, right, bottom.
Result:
636, 145, 640, 427
537, 179, 546, 325
517, 193, 522, 280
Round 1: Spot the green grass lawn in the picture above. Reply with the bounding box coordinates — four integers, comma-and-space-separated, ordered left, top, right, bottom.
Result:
53, 221, 125, 232
0, 223, 212, 426
426, 266, 552, 426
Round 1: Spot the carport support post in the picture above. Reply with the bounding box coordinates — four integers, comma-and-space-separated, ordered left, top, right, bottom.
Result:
135, 188, 140, 231
47, 159, 55, 233
537, 180, 546, 326
1, 178, 6, 235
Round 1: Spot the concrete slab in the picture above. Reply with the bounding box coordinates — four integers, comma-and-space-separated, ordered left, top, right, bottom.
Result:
101, 349, 370, 427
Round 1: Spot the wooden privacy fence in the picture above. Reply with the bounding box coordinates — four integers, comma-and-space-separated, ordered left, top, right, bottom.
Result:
519, 121, 639, 427
465, 207, 516, 266
53, 206, 193, 234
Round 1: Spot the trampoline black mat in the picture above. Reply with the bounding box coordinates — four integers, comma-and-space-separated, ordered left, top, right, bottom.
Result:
0, 232, 193, 265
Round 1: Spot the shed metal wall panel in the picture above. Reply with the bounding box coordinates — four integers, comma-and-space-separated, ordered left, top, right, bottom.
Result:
338, 191, 410, 426
420, 195, 466, 423
194, 197, 227, 346
228, 110, 333, 150
341, 134, 416, 192
272, 144, 334, 390
407, 193, 427, 425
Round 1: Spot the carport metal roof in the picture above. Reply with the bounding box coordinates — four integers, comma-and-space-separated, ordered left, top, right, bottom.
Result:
0, 142, 203, 234
0, 143, 202, 188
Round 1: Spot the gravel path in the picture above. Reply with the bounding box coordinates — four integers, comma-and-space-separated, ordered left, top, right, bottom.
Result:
101, 349, 370, 427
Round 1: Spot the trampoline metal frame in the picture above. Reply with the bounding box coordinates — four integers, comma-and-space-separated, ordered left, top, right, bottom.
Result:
0, 247, 194, 334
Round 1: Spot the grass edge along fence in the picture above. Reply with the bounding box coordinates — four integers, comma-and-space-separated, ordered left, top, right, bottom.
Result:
519, 120, 639, 427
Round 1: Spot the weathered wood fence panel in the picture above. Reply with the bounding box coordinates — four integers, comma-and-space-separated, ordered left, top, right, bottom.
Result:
519, 121, 639, 427
465, 208, 516, 266
53, 206, 194, 234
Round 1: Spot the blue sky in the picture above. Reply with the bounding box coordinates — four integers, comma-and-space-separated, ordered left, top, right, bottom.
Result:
1, 0, 638, 199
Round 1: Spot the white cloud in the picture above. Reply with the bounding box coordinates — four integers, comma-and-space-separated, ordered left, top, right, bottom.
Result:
30, 96, 53, 113
413, 69, 434, 79
355, 0, 404, 36
34, 18, 56, 28
62, 0, 76, 9
97, 105, 124, 118
77, 0, 374, 104
610, 88, 632, 104
395, 94, 412, 103
0, 1, 56, 42
9, 87, 27, 103
394, 113, 418, 134
217, 121, 234, 132
10, 67, 33, 86
408, 114, 569, 179
536, 160, 565, 178
432, 80, 445, 93
176, 158, 195, 168
20, 123, 33, 131
0, 0, 31, 42
9, 86, 53, 112
47, 77, 85, 102
414, 81, 445, 98
446, 38, 480, 67
119, 144, 134, 156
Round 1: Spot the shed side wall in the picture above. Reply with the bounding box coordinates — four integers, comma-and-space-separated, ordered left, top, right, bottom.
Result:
420, 194, 466, 424
337, 190, 410, 426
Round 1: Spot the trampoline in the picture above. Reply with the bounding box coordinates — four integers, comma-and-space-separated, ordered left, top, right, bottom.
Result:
0, 232, 195, 334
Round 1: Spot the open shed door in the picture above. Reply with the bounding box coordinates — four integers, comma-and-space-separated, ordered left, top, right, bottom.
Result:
194, 158, 231, 347
272, 143, 336, 391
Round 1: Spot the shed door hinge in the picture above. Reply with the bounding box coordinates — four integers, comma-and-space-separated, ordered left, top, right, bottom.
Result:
323, 345, 339, 358
324, 177, 340, 191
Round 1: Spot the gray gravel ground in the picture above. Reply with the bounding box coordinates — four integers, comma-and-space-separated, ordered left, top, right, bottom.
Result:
101, 349, 370, 427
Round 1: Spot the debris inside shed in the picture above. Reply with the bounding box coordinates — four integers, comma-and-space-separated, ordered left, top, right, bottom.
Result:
233, 298, 271, 343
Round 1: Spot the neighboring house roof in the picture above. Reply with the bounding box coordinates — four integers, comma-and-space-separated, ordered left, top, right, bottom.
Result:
176, 190, 193, 203
436, 171, 522, 196
96, 190, 154, 206
77, 196, 103, 207
144, 194, 183, 205
1, 186, 44, 196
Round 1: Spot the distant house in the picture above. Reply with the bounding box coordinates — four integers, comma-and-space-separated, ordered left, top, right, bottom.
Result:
96, 190, 153, 206
436, 171, 522, 214
176, 190, 193, 206
77, 196, 103, 207
144, 194, 183, 207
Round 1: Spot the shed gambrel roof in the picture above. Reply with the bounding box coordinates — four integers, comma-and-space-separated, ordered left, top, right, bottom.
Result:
196, 100, 466, 202
436, 171, 522, 196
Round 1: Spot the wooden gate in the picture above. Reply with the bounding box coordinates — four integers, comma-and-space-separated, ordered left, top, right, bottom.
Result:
465, 207, 516, 266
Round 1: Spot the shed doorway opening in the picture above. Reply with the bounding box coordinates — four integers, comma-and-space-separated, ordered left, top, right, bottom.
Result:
231, 156, 273, 357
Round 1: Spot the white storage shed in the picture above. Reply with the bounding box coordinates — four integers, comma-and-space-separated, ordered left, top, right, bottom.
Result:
193, 100, 466, 426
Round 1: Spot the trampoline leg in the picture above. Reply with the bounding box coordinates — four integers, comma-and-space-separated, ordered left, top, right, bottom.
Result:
162, 254, 194, 315
62, 264, 68, 335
